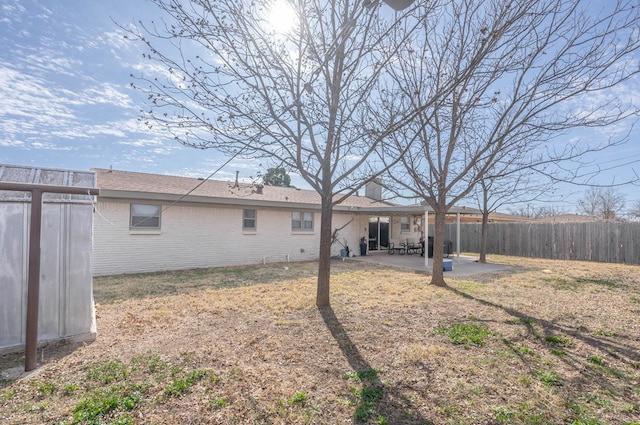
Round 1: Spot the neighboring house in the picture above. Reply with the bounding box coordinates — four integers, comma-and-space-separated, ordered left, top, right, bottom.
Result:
447, 210, 533, 223
531, 214, 606, 223
92, 168, 432, 276
456, 212, 607, 224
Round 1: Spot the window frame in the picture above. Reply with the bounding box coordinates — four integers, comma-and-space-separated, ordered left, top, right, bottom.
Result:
130, 203, 161, 230
400, 216, 410, 233
243, 208, 257, 232
292, 211, 314, 232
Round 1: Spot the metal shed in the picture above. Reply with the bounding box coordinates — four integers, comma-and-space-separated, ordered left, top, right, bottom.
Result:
0, 164, 97, 359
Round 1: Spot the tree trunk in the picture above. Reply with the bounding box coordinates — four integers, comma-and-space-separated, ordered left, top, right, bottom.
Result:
478, 184, 489, 263
479, 209, 489, 263
429, 209, 447, 286
316, 197, 333, 307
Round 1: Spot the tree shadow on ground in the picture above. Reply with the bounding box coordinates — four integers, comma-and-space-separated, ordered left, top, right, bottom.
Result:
93, 260, 381, 304
442, 284, 640, 394
320, 305, 435, 425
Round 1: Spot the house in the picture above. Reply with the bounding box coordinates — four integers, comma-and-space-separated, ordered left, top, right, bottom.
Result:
92, 168, 434, 275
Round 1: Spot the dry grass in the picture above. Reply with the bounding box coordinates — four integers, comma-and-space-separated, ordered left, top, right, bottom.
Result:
1, 256, 639, 425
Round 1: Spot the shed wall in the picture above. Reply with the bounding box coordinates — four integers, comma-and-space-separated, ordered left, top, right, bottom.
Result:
0, 201, 95, 351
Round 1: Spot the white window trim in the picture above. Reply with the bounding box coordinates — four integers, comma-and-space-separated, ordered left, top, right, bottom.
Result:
400, 216, 410, 233
243, 208, 257, 233
292, 211, 314, 233
130, 203, 161, 231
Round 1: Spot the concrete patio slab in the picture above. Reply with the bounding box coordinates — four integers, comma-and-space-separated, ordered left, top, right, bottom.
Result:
350, 252, 512, 277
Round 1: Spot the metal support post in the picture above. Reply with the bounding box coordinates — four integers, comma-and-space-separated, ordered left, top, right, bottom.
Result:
25, 189, 43, 372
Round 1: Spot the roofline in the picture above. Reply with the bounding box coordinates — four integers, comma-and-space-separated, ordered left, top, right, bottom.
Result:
98, 189, 482, 215
98, 189, 325, 210
356, 205, 483, 215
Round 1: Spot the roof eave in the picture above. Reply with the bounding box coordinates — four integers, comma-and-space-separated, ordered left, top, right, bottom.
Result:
354, 205, 483, 215
98, 189, 323, 210
98, 190, 482, 215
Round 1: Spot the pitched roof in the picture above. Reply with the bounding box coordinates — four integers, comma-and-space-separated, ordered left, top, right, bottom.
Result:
92, 168, 394, 209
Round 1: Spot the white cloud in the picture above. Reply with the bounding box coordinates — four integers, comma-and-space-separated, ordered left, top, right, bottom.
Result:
30, 142, 76, 151
0, 65, 77, 124
103, 30, 133, 52
76, 84, 133, 108
1, 3, 27, 18
0, 62, 139, 146
118, 138, 167, 147
20, 51, 82, 76
0, 139, 24, 147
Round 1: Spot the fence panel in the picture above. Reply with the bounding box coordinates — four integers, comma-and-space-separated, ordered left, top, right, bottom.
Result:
444, 221, 640, 265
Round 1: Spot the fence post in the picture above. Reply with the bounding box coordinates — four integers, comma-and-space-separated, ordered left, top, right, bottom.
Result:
25, 188, 43, 372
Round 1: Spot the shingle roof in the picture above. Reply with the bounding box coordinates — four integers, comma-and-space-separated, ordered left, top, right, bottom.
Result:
92, 168, 394, 209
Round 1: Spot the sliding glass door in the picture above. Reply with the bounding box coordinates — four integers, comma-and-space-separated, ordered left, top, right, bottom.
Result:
368, 216, 390, 251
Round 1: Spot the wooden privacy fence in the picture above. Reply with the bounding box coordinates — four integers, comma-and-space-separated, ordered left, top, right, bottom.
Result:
442, 222, 640, 265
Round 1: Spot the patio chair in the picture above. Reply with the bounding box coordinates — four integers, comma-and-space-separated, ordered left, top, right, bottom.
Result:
388, 239, 405, 255
405, 238, 420, 254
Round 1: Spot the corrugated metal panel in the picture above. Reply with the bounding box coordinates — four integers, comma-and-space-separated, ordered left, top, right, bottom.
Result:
0, 164, 95, 203
0, 164, 96, 352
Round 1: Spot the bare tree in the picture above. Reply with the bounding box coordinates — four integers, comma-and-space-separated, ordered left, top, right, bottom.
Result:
629, 199, 640, 221
382, 0, 639, 285
578, 186, 602, 217
126, 0, 434, 306
578, 186, 626, 219
600, 187, 627, 220
508, 204, 565, 219
471, 168, 557, 263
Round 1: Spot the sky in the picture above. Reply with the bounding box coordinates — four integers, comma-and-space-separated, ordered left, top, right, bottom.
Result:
1, 0, 639, 214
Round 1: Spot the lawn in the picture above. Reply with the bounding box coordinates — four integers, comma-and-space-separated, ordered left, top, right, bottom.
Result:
1, 256, 639, 424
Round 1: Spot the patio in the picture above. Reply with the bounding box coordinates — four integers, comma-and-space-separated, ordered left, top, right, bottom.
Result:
350, 251, 512, 277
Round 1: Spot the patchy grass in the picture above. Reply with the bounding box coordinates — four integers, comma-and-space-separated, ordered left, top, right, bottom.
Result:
436, 321, 491, 347
1, 255, 639, 424
343, 369, 385, 423
92, 260, 375, 304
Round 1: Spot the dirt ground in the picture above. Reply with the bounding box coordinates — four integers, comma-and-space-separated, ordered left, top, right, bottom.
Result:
1, 256, 639, 424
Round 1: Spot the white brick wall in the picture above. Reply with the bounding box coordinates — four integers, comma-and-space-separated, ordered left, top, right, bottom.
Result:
92, 199, 367, 275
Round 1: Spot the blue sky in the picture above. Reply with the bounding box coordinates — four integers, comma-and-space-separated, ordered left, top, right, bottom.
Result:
1, 0, 639, 213
0, 0, 245, 180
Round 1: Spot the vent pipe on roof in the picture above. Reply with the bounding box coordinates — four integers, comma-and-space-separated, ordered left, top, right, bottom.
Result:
234, 171, 239, 188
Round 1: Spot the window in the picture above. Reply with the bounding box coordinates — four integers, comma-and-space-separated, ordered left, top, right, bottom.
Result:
243, 209, 256, 231
292, 211, 314, 231
400, 216, 410, 232
130, 203, 161, 229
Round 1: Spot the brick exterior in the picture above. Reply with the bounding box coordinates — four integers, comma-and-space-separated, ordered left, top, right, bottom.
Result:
91, 168, 425, 275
